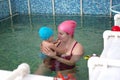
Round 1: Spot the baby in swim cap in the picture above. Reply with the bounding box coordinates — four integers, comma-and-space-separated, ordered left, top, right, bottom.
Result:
38, 26, 54, 60
38, 26, 67, 67
39, 26, 54, 42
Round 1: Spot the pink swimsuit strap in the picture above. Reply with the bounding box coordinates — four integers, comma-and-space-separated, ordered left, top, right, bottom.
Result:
70, 41, 78, 56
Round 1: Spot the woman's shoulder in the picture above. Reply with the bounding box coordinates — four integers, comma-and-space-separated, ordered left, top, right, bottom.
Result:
74, 41, 83, 49
73, 41, 84, 55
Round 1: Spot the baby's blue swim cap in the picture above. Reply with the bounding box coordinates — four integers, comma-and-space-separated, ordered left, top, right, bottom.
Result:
38, 26, 53, 40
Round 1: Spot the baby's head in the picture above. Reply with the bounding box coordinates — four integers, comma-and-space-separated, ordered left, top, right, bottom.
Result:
38, 26, 54, 41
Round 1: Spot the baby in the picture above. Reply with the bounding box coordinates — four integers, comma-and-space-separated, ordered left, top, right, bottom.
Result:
38, 26, 66, 67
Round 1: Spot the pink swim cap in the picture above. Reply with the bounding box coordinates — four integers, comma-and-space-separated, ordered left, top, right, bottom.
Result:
58, 20, 77, 36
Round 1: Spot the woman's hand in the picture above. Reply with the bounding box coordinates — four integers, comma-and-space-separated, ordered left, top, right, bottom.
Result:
40, 41, 53, 53
42, 44, 56, 58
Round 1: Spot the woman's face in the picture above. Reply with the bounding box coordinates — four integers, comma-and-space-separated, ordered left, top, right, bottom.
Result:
58, 29, 69, 42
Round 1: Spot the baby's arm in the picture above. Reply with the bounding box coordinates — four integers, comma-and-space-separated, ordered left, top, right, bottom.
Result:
53, 46, 67, 55
42, 40, 66, 54
52, 40, 67, 54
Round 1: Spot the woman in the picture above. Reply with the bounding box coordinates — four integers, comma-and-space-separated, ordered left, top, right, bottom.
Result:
35, 20, 84, 78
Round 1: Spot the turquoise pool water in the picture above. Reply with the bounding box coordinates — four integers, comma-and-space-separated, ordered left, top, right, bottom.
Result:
0, 15, 114, 80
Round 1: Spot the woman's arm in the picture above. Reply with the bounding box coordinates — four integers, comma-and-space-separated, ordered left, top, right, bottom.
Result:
43, 43, 84, 66
54, 43, 84, 66
42, 41, 67, 54
53, 47, 67, 55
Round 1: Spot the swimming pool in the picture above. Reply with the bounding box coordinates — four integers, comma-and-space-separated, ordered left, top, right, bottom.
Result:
0, 14, 114, 80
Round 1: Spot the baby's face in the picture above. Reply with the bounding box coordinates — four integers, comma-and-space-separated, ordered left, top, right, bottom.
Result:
48, 36, 54, 42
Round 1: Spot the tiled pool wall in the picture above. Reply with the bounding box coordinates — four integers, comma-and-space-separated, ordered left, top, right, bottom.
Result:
0, 0, 120, 19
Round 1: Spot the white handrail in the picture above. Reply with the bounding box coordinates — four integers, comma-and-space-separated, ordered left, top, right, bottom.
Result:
88, 56, 120, 80
5, 63, 30, 80
88, 23, 120, 80
110, 4, 120, 14
88, 57, 120, 68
